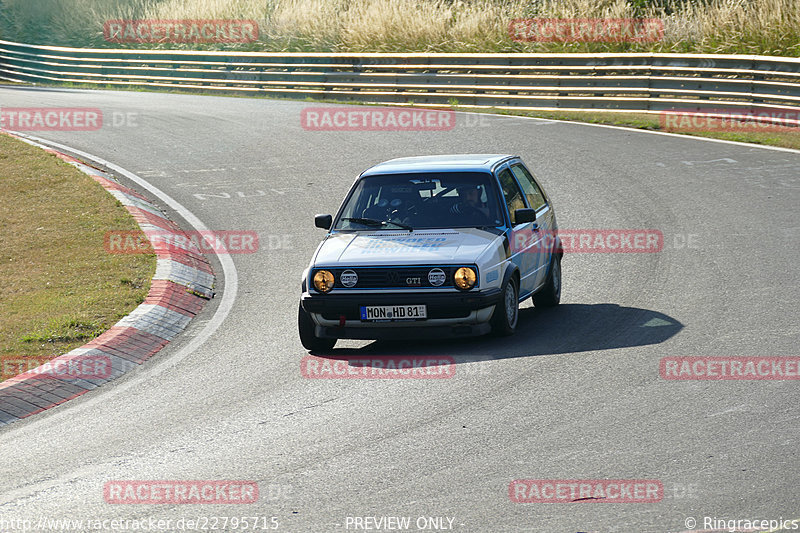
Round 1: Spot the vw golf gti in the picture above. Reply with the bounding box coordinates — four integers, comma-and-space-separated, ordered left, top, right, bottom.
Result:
298, 154, 563, 351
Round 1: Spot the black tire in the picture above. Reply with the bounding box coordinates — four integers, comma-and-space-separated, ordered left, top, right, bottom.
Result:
532, 254, 561, 308
490, 275, 519, 336
298, 302, 336, 352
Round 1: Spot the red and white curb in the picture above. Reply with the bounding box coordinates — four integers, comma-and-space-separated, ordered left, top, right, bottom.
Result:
0, 134, 214, 426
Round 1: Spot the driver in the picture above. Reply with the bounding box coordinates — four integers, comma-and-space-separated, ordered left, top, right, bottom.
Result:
450, 185, 490, 218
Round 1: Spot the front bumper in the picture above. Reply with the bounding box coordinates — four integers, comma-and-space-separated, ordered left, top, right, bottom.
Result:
300, 289, 502, 339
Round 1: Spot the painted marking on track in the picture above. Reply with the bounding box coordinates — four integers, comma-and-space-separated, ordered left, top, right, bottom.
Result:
193, 192, 232, 200
681, 158, 737, 165
707, 404, 750, 417
641, 317, 673, 327
192, 188, 299, 200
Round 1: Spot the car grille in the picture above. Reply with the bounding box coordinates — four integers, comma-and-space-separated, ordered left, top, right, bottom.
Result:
313, 265, 477, 290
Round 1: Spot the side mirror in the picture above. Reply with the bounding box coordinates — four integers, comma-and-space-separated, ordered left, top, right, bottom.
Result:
514, 208, 537, 224
314, 214, 332, 230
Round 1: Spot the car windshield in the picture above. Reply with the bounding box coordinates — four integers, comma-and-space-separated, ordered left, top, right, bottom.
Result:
334, 172, 503, 230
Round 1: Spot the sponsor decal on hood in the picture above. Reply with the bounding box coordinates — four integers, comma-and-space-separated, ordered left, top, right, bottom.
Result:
314, 229, 500, 265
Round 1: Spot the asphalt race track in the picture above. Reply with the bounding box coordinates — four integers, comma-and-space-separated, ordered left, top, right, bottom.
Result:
0, 86, 798, 533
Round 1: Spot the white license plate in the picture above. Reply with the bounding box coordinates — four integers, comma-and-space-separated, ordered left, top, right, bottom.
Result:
360, 305, 427, 321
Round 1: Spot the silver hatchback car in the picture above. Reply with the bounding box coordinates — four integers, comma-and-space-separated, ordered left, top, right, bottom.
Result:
299, 154, 562, 351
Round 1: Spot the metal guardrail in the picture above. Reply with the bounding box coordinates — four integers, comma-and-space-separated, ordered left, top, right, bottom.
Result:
2, 39, 800, 123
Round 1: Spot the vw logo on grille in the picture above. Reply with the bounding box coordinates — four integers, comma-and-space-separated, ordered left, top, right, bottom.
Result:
385, 271, 402, 285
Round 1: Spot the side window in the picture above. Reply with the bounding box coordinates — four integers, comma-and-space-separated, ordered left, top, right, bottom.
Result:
511, 164, 546, 211
497, 168, 526, 225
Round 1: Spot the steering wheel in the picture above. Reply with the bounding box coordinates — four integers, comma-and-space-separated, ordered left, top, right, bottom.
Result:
456, 203, 491, 224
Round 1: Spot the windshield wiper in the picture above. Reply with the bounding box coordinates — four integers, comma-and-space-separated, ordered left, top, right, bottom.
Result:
341, 217, 413, 231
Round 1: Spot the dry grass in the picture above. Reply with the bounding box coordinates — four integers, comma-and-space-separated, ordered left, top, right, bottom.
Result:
0, 0, 798, 56
0, 134, 154, 380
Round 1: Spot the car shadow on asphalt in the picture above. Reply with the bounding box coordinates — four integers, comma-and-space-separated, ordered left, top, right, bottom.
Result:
309, 303, 683, 367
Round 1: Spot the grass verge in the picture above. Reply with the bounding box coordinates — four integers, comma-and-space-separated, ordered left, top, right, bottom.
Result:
481, 108, 800, 151
0, 133, 155, 381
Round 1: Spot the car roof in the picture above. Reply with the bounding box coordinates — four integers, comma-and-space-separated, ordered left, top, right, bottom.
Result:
360, 154, 516, 176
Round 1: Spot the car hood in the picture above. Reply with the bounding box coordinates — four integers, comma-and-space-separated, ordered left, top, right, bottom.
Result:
314, 229, 502, 266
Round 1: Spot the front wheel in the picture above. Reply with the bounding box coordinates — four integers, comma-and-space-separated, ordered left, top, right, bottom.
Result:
491, 276, 519, 336
298, 302, 336, 352
532, 255, 561, 308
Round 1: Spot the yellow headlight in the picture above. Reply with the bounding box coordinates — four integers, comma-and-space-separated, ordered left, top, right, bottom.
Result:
454, 267, 477, 290
313, 270, 335, 292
